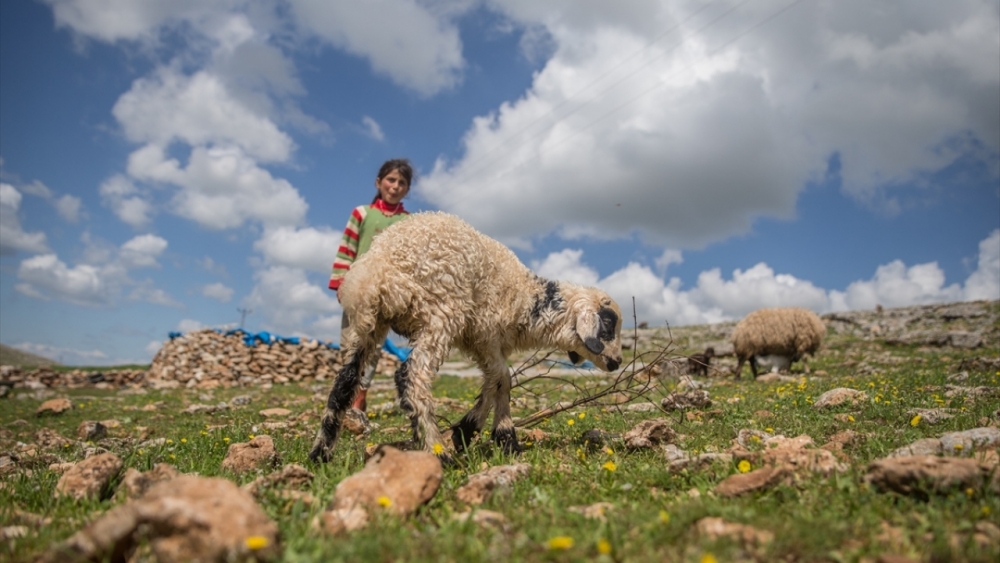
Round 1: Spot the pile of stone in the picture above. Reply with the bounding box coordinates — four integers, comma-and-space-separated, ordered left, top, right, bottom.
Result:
146, 329, 400, 388
0, 365, 146, 390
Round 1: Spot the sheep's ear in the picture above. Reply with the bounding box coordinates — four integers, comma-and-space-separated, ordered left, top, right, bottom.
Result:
575, 309, 604, 355
568, 351, 583, 365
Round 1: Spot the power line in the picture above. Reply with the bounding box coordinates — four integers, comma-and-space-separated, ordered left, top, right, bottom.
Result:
237, 307, 252, 329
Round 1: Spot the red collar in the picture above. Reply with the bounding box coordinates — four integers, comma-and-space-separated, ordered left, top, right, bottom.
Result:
373, 199, 406, 215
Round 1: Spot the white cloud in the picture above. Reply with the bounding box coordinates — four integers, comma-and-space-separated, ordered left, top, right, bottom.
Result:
654, 248, 683, 274
10, 341, 107, 363
114, 68, 295, 163
244, 265, 340, 335
99, 174, 154, 228
16, 254, 110, 306
530, 249, 599, 285
964, 229, 1000, 301
55, 194, 83, 222
362, 115, 385, 141
119, 234, 168, 268
146, 339, 166, 357
203, 282, 235, 302
253, 226, 348, 273
287, 0, 465, 96
176, 318, 206, 333
419, 0, 999, 248
0, 183, 49, 255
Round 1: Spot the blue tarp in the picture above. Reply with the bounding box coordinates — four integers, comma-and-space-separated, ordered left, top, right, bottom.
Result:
168, 328, 412, 362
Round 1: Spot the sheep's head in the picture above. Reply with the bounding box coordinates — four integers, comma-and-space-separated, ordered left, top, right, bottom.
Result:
563, 288, 623, 372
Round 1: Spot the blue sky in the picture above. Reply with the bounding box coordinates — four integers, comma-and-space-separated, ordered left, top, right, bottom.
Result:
1, 0, 998, 366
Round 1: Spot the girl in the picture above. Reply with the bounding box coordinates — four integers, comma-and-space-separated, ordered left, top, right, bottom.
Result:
329, 159, 414, 411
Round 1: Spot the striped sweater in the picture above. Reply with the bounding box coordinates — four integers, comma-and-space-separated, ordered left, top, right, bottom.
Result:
328, 199, 409, 290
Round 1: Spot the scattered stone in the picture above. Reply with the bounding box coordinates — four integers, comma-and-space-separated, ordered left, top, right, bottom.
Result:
1, 526, 29, 540
221, 435, 280, 474
48, 462, 76, 474
43, 475, 280, 563
35, 428, 73, 449
36, 398, 72, 416
696, 516, 774, 546
577, 429, 620, 451
242, 464, 314, 496
116, 464, 181, 500
54, 453, 123, 500
887, 438, 942, 458
905, 408, 954, 425
660, 390, 712, 411
76, 421, 108, 441
813, 388, 867, 409
821, 430, 858, 451
182, 402, 229, 414
715, 466, 792, 497
523, 428, 548, 443
734, 429, 774, 449
341, 408, 372, 436
452, 509, 509, 530
939, 427, 1000, 456
943, 385, 996, 399
567, 502, 614, 521
625, 402, 659, 412
865, 455, 1000, 497
231, 395, 253, 406
259, 408, 291, 418
456, 463, 531, 505
100, 419, 121, 429
321, 446, 442, 534
623, 418, 676, 449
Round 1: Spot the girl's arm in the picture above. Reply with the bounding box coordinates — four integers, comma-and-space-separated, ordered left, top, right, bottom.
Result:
328, 206, 368, 291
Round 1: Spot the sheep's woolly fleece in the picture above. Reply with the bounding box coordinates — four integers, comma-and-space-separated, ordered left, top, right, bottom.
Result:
309, 212, 623, 462
731, 308, 826, 378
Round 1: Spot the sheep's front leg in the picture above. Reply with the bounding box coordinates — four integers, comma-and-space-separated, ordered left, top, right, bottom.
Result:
309, 341, 380, 463
471, 349, 520, 455
393, 333, 449, 456
451, 382, 495, 453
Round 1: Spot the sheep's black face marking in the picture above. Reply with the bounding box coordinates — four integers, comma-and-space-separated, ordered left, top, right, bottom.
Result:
568, 350, 583, 364
530, 279, 563, 321
597, 307, 618, 342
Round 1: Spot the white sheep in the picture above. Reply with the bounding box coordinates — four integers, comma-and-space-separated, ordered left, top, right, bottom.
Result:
309, 212, 624, 462
731, 307, 826, 379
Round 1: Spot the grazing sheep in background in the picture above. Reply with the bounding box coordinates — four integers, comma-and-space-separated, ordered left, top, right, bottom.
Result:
731, 307, 826, 379
687, 347, 715, 376
309, 212, 624, 463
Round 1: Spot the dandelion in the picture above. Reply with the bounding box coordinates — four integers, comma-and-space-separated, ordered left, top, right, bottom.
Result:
432, 443, 444, 455
965, 488, 975, 498
180, 438, 187, 443
578, 413, 586, 420
166, 439, 173, 445
982, 506, 992, 517
604, 447, 614, 456
738, 460, 752, 473
847, 415, 855, 423
954, 444, 964, 451
602, 461, 617, 472
567, 419, 575, 426
910, 415, 922, 427
377, 496, 392, 508
765, 428, 774, 433
200, 431, 208, 436
249, 434, 255, 440
547, 536, 574, 550
169, 454, 176, 460
659, 510, 670, 524
597, 539, 612, 555
245, 536, 269, 550
701, 554, 718, 563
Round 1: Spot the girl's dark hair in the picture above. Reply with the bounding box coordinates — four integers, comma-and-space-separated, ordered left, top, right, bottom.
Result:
371, 158, 414, 204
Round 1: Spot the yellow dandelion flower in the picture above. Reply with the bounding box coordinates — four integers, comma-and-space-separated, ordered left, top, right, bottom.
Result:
249, 434, 255, 440
180, 438, 187, 443
567, 419, 575, 426
166, 439, 173, 445
224, 437, 230, 442
432, 443, 444, 455
169, 454, 175, 460
578, 413, 586, 419
982, 506, 991, 517
659, 510, 670, 524
602, 461, 617, 472
701, 554, 718, 563
750, 435, 761, 443
965, 488, 975, 497
547, 536, 574, 550
738, 460, 752, 473
604, 447, 614, 456
377, 496, 392, 508
597, 539, 612, 555
910, 415, 922, 427
765, 427, 774, 433
847, 415, 855, 423
245, 535, 269, 550
200, 431, 208, 436
954, 444, 964, 451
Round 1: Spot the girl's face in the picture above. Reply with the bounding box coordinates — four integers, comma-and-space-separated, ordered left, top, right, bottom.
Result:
376, 169, 409, 205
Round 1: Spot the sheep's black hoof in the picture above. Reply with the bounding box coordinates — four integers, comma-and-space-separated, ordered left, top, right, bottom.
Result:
436, 452, 457, 468
308, 444, 331, 464
493, 428, 522, 456
451, 416, 479, 453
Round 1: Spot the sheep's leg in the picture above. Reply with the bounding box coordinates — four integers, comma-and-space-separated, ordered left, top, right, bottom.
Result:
733, 355, 745, 380
394, 332, 449, 456
485, 354, 521, 456
309, 333, 384, 463
451, 390, 490, 453
749, 355, 759, 378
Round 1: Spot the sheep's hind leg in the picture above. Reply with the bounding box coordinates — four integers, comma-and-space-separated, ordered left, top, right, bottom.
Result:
483, 351, 521, 455
394, 333, 449, 458
308, 340, 380, 463
450, 378, 497, 453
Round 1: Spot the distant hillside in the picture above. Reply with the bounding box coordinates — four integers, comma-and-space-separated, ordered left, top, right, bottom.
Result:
0, 343, 59, 368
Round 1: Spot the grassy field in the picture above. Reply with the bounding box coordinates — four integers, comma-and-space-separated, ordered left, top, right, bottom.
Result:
1, 314, 998, 562
0, 343, 58, 368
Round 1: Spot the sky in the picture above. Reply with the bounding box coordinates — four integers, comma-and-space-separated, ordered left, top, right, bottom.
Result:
0, 0, 998, 366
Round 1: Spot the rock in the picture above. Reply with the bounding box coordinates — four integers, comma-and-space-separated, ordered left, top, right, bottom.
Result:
455, 463, 531, 505
660, 390, 712, 411
76, 421, 108, 441
35, 428, 73, 449
939, 427, 1000, 456
864, 455, 1000, 497
888, 437, 943, 458
452, 509, 509, 530
43, 475, 280, 563
341, 408, 372, 436
321, 446, 442, 533
715, 466, 792, 497
54, 453, 123, 500
696, 516, 774, 546
231, 395, 252, 406
905, 408, 954, 425
116, 463, 181, 500
242, 464, 314, 496
221, 435, 280, 474
258, 408, 291, 418
36, 398, 72, 416
625, 402, 659, 412
813, 388, 867, 409
567, 502, 614, 521
623, 418, 676, 449
577, 429, 620, 451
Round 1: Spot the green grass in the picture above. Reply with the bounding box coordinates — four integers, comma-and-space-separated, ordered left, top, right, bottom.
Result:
2, 327, 999, 562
